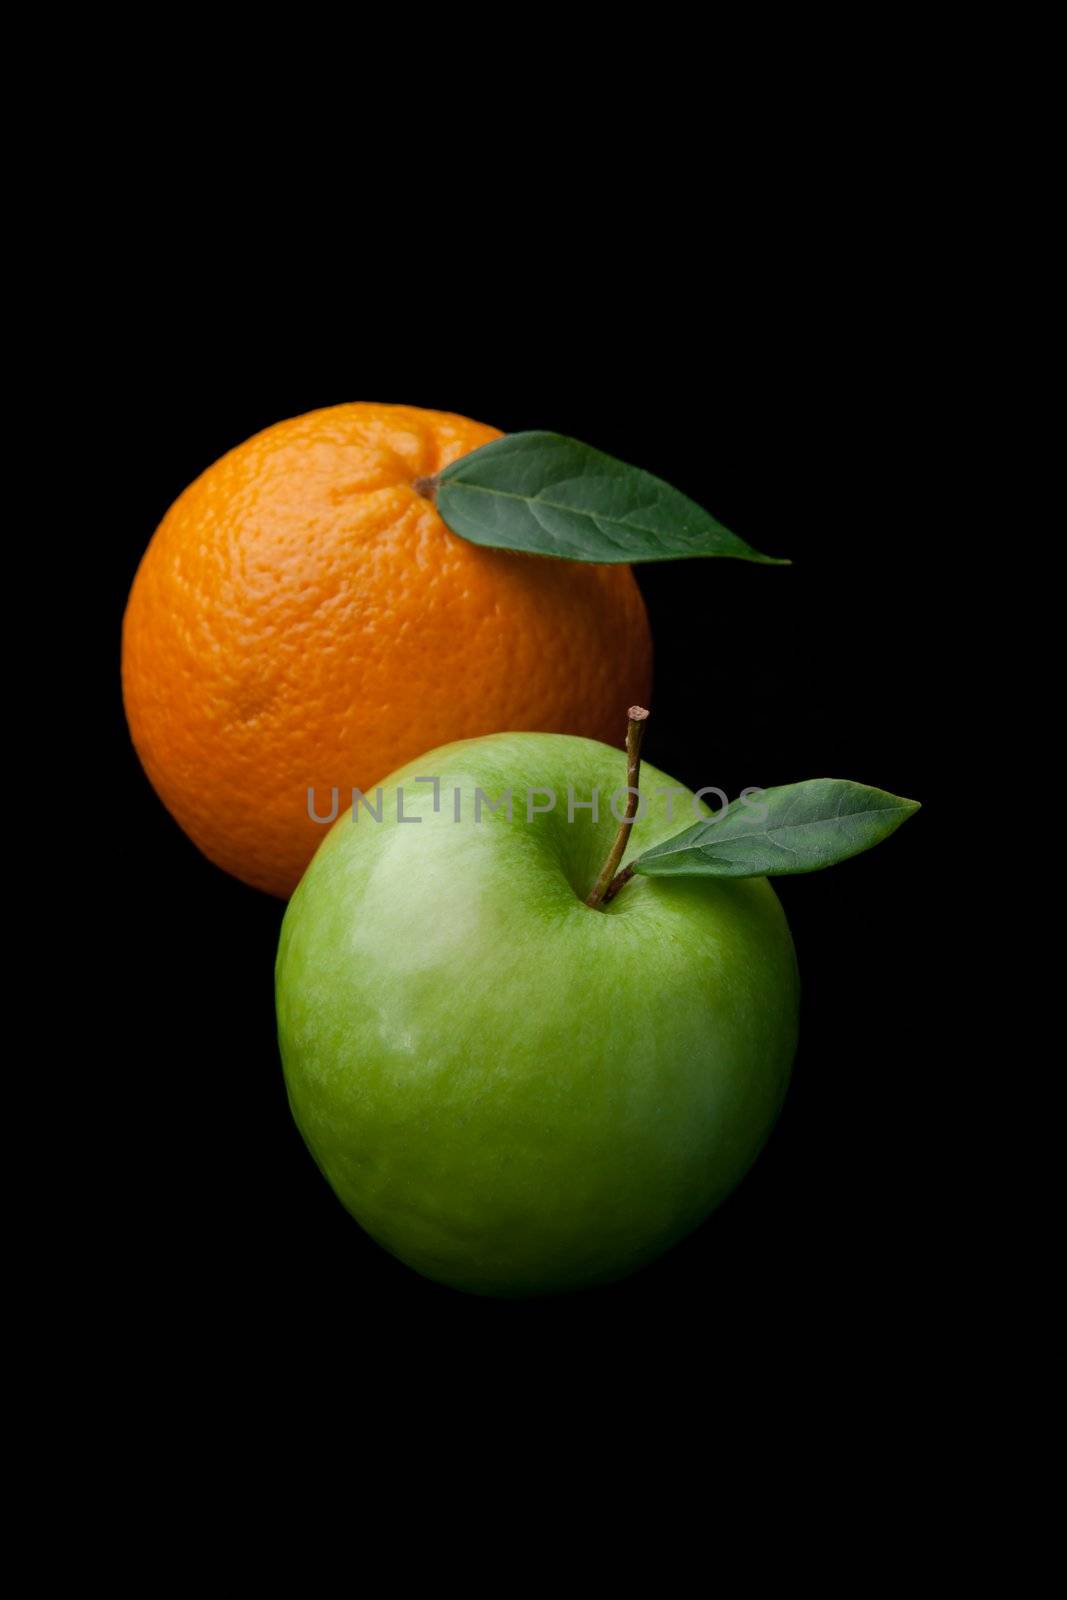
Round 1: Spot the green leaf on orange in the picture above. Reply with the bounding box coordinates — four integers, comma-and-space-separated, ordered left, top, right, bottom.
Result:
435, 432, 787, 565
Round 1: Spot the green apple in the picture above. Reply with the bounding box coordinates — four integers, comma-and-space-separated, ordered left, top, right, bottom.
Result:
276, 732, 799, 1297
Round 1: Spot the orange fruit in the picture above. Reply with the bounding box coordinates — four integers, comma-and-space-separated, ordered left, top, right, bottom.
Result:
122, 403, 653, 897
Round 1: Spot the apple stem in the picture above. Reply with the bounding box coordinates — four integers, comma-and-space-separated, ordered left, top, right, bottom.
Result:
601, 863, 635, 905
585, 707, 650, 909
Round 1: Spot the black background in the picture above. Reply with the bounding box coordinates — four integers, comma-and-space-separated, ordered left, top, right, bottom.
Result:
103, 308, 939, 1384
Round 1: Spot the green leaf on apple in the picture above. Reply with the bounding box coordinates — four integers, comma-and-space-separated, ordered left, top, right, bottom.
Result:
631, 779, 920, 880
432, 432, 787, 565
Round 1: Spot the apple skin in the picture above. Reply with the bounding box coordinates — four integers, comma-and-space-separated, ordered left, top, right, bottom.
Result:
276, 732, 799, 1298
